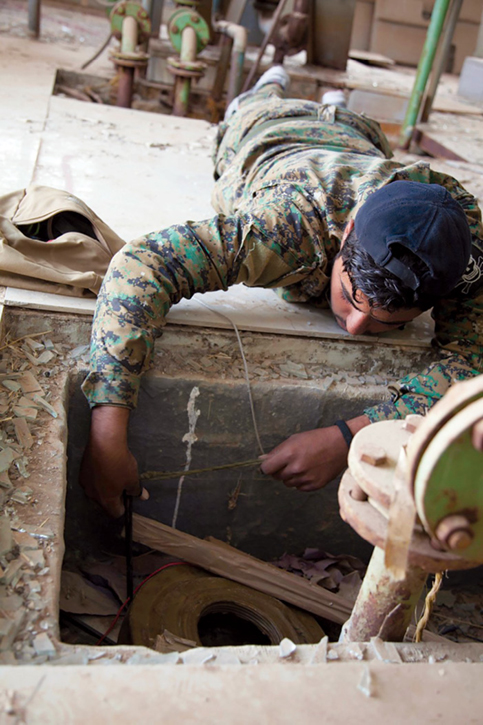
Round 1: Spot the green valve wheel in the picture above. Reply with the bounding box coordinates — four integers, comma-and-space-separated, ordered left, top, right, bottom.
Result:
168, 7, 210, 54
110, 0, 152, 43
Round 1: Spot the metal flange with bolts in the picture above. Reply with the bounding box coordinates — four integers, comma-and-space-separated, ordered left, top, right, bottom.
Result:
166, 2, 210, 116
109, 0, 151, 107
338, 375, 483, 642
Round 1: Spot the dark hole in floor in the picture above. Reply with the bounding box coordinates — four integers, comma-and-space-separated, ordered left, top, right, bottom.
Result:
198, 611, 272, 647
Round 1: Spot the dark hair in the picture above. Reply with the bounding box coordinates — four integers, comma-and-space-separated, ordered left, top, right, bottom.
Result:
340, 228, 435, 312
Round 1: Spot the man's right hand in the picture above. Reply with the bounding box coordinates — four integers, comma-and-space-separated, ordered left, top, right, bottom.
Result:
79, 405, 149, 518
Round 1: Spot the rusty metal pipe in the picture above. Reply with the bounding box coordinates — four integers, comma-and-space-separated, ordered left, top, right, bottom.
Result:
28, 0, 40, 38
121, 14, 138, 53
117, 16, 138, 108
212, 20, 248, 106
173, 25, 197, 117
242, 0, 291, 93
340, 546, 427, 642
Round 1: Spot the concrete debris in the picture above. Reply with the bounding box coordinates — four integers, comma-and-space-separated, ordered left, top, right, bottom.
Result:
14, 458, 31, 481
1, 380, 21, 392
347, 643, 365, 661
24, 338, 44, 352
0, 610, 26, 651
210, 650, 242, 665
0, 448, 17, 474
181, 648, 217, 665
13, 406, 38, 421
279, 361, 308, 379
126, 651, 181, 665
18, 371, 43, 394
51, 651, 90, 666
0, 472, 12, 490
1, 560, 25, 587
20, 549, 45, 570
23, 349, 56, 366
279, 638, 297, 659
32, 632, 56, 657
155, 630, 197, 654
0, 516, 13, 556
357, 665, 375, 698
31, 394, 58, 419
12, 530, 38, 552
13, 418, 34, 450
68, 344, 90, 359
309, 635, 328, 664
0, 592, 24, 613
10, 487, 33, 504
370, 636, 402, 664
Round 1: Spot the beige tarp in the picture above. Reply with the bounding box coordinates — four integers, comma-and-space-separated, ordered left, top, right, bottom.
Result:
0, 185, 126, 297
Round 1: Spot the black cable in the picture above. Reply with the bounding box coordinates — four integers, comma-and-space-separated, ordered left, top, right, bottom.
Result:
124, 491, 134, 603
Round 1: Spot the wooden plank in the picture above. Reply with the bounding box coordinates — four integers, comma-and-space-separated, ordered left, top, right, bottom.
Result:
4, 287, 96, 315
4, 286, 434, 349
413, 129, 468, 162
349, 49, 395, 67
131, 513, 353, 624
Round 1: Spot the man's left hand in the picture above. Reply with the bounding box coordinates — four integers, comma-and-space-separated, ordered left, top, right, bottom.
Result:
259, 416, 370, 491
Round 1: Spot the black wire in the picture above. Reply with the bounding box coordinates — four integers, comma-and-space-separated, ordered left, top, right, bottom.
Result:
124, 491, 134, 603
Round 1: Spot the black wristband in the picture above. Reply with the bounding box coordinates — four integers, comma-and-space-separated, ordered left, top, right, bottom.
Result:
334, 419, 353, 449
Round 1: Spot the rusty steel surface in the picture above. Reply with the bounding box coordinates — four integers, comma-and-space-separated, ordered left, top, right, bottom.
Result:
338, 471, 475, 573
116, 66, 135, 107
272, 0, 309, 65
340, 546, 427, 642
110, 0, 151, 43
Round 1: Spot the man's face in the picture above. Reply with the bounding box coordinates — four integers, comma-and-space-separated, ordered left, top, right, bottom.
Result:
330, 254, 422, 336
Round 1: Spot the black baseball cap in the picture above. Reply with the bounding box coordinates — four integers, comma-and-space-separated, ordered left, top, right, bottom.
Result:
354, 181, 472, 298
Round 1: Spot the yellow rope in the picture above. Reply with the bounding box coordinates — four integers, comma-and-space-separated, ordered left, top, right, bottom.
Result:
414, 572, 444, 643
140, 458, 262, 481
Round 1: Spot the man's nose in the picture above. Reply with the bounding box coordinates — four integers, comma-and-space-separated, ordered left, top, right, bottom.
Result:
345, 309, 370, 335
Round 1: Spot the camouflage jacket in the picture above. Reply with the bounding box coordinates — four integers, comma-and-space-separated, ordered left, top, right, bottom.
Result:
82, 93, 483, 422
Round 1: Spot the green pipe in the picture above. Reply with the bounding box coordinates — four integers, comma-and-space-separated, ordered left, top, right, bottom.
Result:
399, 0, 451, 149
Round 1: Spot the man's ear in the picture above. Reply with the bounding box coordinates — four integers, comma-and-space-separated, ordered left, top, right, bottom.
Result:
340, 218, 354, 248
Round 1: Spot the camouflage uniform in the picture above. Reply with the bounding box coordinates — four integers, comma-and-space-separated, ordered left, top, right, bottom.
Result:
82, 84, 483, 422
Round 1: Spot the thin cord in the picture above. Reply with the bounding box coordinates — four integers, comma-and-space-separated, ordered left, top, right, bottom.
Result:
197, 299, 265, 455
95, 561, 186, 646
81, 32, 113, 70
140, 458, 261, 481
414, 572, 444, 643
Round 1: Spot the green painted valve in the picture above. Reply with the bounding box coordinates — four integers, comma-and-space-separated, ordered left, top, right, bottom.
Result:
168, 6, 210, 54
110, 0, 152, 44
409, 376, 483, 563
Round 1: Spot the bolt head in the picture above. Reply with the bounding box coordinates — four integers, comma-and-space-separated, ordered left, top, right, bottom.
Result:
448, 529, 473, 551
403, 414, 424, 433
172, 24, 179, 33
349, 483, 368, 502
191, 14, 200, 22
435, 514, 473, 551
359, 445, 387, 467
